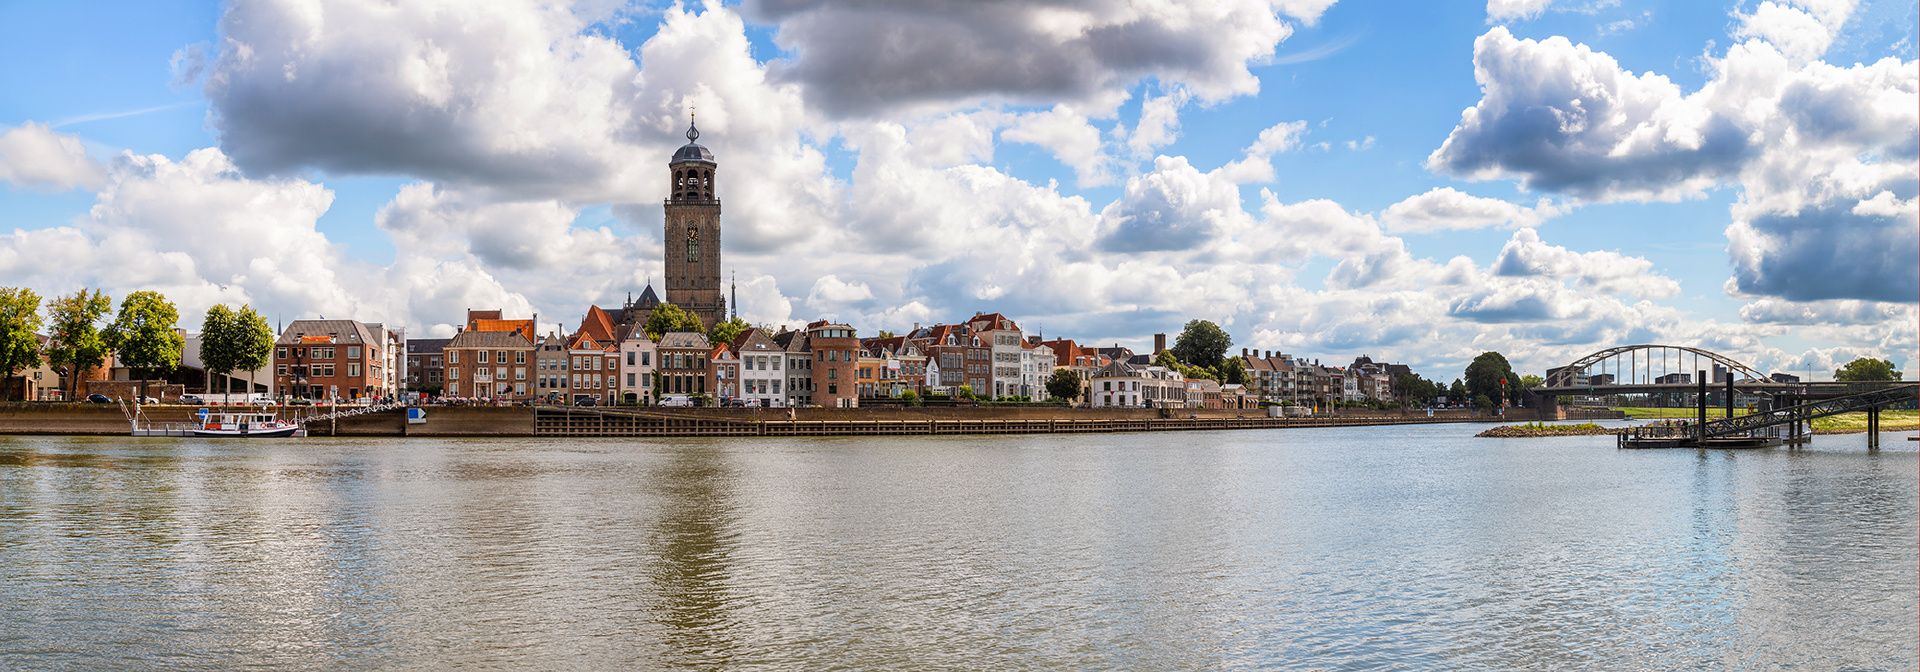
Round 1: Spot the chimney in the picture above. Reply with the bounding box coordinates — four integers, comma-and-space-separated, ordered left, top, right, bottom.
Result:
1154, 334, 1166, 354
456, 326, 464, 333
1265, 350, 1272, 358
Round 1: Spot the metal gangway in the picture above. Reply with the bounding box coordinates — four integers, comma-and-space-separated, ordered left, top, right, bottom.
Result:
296, 402, 405, 427
1699, 384, 1916, 445
1620, 384, 1919, 448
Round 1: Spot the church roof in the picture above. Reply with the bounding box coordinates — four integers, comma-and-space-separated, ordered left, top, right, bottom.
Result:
636, 284, 660, 308
671, 121, 715, 164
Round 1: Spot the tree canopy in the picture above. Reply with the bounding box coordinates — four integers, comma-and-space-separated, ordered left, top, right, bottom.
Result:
1171, 319, 1232, 370
44, 289, 112, 395
709, 317, 749, 345
200, 304, 238, 396
200, 304, 275, 400
0, 287, 43, 382
643, 303, 705, 340
104, 291, 184, 381
1464, 351, 1518, 406
1046, 367, 1083, 402
1835, 357, 1902, 382
231, 305, 273, 375
1396, 373, 1441, 404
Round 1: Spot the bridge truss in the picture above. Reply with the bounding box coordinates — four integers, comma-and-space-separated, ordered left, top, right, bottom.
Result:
1540, 345, 1770, 391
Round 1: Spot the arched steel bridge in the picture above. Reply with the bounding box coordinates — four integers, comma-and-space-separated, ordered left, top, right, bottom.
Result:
1538, 344, 1771, 392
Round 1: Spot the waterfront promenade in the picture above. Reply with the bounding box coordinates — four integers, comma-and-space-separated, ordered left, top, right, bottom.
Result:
0, 403, 1616, 438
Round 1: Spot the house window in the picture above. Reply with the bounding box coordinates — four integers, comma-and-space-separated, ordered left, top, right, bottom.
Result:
348, 346, 361, 359
515, 351, 525, 364
277, 347, 287, 360
641, 352, 650, 366
627, 352, 635, 366
348, 363, 359, 377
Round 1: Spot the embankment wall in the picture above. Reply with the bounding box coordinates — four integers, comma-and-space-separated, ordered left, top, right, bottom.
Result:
0, 403, 1590, 438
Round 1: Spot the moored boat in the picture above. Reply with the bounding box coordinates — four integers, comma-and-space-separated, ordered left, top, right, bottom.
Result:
192, 410, 300, 438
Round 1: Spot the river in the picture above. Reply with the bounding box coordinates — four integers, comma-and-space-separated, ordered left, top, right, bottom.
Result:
2, 422, 1914, 670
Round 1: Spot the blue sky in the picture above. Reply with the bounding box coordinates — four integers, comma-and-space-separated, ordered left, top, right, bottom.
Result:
0, 0, 1913, 381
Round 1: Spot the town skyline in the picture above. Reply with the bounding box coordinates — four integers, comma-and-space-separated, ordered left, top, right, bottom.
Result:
0, 0, 1913, 380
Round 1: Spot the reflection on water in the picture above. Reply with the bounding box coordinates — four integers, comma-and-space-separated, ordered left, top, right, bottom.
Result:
0, 425, 1914, 670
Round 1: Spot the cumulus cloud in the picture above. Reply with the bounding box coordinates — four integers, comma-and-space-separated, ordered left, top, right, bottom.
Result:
1217, 119, 1308, 183
1427, 27, 1750, 201
1429, 9, 1918, 305
0, 148, 362, 326
1380, 187, 1561, 232
1487, 0, 1553, 22
1490, 228, 1678, 298
1001, 105, 1115, 186
0, 122, 106, 192
752, 0, 1309, 117
1096, 155, 1250, 252
1738, 297, 1915, 325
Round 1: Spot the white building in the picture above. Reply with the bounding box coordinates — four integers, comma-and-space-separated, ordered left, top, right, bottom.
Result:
731, 328, 786, 407
617, 326, 657, 405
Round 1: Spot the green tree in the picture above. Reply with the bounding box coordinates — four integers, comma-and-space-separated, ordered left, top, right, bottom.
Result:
1520, 374, 1544, 389
709, 317, 749, 345
103, 291, 184, 401
1448, 378, 1468, 402
644, 303, 705, 340
955, 385, 975, 400
44, 289, 112, 399
232, 305, 273, 402
1046, 367, 1083, 402
1835, 357, 1902, 382
199, 304, 238, 401
0, 287, 43, 398
1171, 319, 1232, 370
1464, 351, 1517, 407
1217, 356, 1248, 386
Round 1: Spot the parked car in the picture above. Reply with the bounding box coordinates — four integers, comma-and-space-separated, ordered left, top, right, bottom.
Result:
179, 395, 205, 405
85, 393, 111, 404
574, 397, 599, 407
138, 396, 160, 404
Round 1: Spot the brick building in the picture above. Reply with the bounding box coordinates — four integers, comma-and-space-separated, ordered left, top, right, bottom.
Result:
273, 319, 392, 402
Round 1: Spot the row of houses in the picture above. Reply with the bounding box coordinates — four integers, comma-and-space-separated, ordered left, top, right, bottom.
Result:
23, 296, 1399, 408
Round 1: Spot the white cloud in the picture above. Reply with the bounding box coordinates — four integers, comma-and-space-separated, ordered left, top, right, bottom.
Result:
1001, 105, 1115, 186
1127, 88, 1190, 158
1429, 17, 1917, 303
1738, 297, 1916, 325
1097, 155, 1251, 252
1487, 0, 1553, 22
1216, 119, 1308, 183
0, 122, 106, 192
754, 0, 1304, 116
1381, 187, 1562, 232
1490, 228, 1679, 298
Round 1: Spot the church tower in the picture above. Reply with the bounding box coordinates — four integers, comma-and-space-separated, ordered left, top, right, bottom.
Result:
664, 117, 726, 328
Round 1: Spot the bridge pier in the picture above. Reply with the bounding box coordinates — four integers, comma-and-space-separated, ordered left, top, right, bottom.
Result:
1868, 407, 1880, 449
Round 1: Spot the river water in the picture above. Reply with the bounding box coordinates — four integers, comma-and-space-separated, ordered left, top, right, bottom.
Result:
1, 422, 1914, 670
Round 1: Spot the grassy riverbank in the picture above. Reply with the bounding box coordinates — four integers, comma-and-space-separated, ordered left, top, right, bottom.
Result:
1613, 407, 1917, 433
